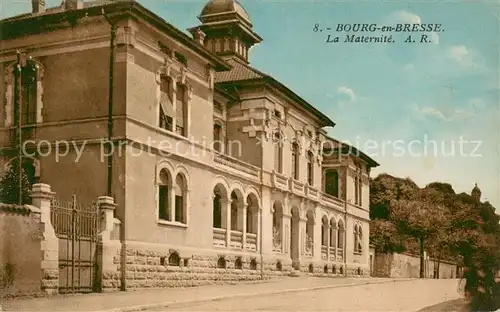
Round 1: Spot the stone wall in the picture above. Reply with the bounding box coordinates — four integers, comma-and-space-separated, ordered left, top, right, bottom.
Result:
372, 251, 457, 279
118, 243, 270, 289
107, 242, 371, 291
0, 204, 44, 297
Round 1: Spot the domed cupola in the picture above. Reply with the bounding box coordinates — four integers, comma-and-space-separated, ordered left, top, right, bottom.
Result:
200, 0, 252, 25
471, 183, 481, 201
189, 0, 262, 63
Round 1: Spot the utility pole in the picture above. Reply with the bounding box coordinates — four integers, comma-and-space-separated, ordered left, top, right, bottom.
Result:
15, 50, 26, 205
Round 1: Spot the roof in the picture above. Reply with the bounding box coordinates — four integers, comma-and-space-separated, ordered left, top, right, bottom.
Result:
323, 135, 379, 168
0, 0, 230, 72
216, 58, 336, 128
200, 0, 251, 24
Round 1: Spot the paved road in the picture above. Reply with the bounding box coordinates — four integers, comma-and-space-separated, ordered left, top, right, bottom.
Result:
151, 279, 463, 312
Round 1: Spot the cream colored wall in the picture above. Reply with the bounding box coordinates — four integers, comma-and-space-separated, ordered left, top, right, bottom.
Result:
126, 20, 215, 144
0, 207, 43, 296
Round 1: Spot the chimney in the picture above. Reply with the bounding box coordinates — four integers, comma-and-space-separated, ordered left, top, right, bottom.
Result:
64, 0, 84, 10
32, 0, 46, 13
188, 27, 206, 45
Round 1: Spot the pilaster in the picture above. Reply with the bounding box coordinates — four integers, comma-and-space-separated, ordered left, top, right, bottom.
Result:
97, 196, 122, 292
31, 183, 58, 295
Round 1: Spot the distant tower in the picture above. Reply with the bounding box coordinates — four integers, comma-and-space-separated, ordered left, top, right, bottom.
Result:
471, 183, 481, 201
189, 0, 262, 63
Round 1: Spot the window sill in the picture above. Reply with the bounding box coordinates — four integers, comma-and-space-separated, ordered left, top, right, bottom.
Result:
354, 252, 363, 255
157, 220, 188, 228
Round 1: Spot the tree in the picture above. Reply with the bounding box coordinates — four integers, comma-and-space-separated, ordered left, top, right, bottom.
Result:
370, 219, 406, 253
390, 188, 450, 278
0, 158, 32, 205
370, 174, 420, 253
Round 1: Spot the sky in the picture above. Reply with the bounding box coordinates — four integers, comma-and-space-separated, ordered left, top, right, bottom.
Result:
1, 0, 499, 207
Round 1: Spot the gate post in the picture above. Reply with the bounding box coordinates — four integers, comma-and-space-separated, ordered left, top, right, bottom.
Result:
31, 183, 59, 295
96, 196, 121, 292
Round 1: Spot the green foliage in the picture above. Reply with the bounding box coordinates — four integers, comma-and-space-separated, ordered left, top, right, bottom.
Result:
370, 173, 500, 310
0, 158, 32, 205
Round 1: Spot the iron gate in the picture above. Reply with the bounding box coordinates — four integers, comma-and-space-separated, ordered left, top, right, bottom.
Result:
50, 195, 100, 293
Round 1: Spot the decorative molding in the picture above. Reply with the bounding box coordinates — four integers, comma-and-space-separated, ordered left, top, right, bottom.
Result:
115, 52, 135, 63
3, 57, 45, 126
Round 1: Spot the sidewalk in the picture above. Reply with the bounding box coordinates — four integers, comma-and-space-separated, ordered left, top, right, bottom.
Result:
1, 277, 404, 312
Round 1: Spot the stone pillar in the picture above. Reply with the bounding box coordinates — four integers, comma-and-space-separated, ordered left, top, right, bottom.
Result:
225, 199, 231, 247
260, 190, 273, 254
283, 214, 291, 255
97, 196, 122, 292
242, 204, 247, 250
299, 217, 306, 256
325, 224, 330, 259
333, 227, 338, 260
31, 183, 58, 295
256, 207, 262, 252
186, 86, 193, 137
313, 213, 321, 260
98, 196, 117, 241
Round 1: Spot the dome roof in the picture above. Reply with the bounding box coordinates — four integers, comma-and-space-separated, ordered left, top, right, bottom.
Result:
200, 0, 251, 22
471, 183, 481, 201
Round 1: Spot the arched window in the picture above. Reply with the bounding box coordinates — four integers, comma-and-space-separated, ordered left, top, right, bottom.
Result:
158, 169, 170, 221
337, 220, 345, 250
168, 252, 180, 266
213, 124, 223, 153
307, 151, 314, 186
358, 226, 363, 253
176, 84, 186, 136
213, 184, 228, 229
174, 174, 186, 224
354, 224, 359, 253
230, 191, 239, 231
321, 216, 328, 246
246, 195, 258, 234
273, 132, 283, 173
217, 257, 226, 269
250, 258, 257, 270
325, 170, 339, 197
234, 257, 243, 270
213, 193, 222, 228
291, 142, 299, 180
329, 219, 337, 248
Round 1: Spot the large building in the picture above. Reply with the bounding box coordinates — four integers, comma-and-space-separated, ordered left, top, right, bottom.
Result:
0, 0, 378, 290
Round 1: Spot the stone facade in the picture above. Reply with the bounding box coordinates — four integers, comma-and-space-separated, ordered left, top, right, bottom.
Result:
0, 0, 379, 291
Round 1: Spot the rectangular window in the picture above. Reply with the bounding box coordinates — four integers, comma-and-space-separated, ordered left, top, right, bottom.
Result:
159, 185, 170, 221
307, 162, 313, 186
274, 134, 282, 173
358, 177, 363, 206
214, 124, 222, 152
159, 107, 173, 131
175, 195, 183, 223
159, 76, 174, 131
291, 151, 297, 180
354, 177, 359, 205
21, 83, 37, 124
176, 85, 186, 136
